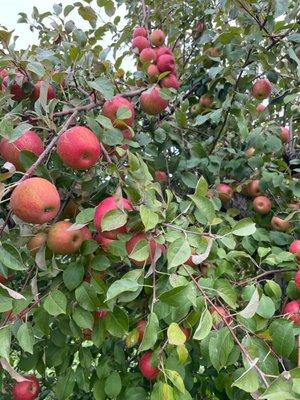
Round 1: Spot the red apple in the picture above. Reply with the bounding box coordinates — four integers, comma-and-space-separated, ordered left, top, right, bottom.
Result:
147, 64, 160, 82
12, 374, 40, 400
56, 126, 101, 170
81, 226, 92, 241
160, 74, 180, 89
126, 233, 165, 267
253, 196, 271, 214
216, 183, 234, 203
0, 69, 8, 79
270, 216, 290, 232
283, 300, 300, 325
0, 130, 44, 171
244, 179, 262, 197
157, 54, 175, 73
102, 96, 135, 129
94, 310, 108, 320
139, 351, 160, 380
199, 94, 213, 107
209, 306, 233, 325
156, 47, 173, 57
137, 319, 146, 342
132, 36, 150, 53
33, 80, 56, 101
0, 274, 11, 284
256, 103, 266, 112
10, 177, 60, 224
27, 232, 48, 255
295, 271, 300, 290
95, 233, 114, 252
47, 221, 83, 254
154, 170, 168, 182
2, 73, 27, 101
94, 196, 132, 239
252, 79, 272, 100
245, 147, 255, 158
140, 87, 168, 115
150, 29, 166, 47
289, 240, 300, 262
279, 126, 290, 143
140, 48, 157, 64
133, 27, 148, 38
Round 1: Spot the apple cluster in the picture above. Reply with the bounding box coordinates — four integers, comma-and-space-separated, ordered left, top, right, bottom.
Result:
132, 26, 180, 115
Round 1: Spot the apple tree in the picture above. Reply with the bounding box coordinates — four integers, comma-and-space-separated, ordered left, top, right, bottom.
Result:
0, 0, 300, 399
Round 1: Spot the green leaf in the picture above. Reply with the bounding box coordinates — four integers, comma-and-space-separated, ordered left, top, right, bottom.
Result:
96, 115, 114, 130
53, 370, 76, 400
0, 326, 11, 360
27, 61, 45, 77
194, 176, 208, 197
257, 295, 275, 319
167, 322, 186, 345
43, 290, 67, 316
9, 123, 33, 142
140, 205, 159, 231
75, 208, 95, 224
75, 283, 98, 311
209, 328, 234, 371
106, 279, 139, 302
233, 367, 260, 393
16, 323, 35, 354
93, 379, 106, 400
193, 309, 213, 340
88, 77, 114, 99
165, 370, 185, 394
101, 209, 128, 232
167, 238, 191, 269
159, 285, 191, 307
63, 263, 84, 291
238, 288, 259, 319
260, 376, 294, 400
0, 246, 26, 271
231, 218, 256, 236
105, 372, 122, 397
139, 312, 159, 352
116, 106, 132, 120
105, 307, 128, 337
189, 195, 215, 223
269, 319, 295, 358
215, 279, 238, 309
128, 239, 149, 262
73, 307, 93, 329
78, 6, 97, 27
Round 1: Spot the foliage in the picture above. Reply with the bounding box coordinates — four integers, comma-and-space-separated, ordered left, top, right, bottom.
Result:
0, 0, 300, 399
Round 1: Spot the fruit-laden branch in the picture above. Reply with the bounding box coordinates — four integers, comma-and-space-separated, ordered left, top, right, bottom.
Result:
183, 265, 270, 388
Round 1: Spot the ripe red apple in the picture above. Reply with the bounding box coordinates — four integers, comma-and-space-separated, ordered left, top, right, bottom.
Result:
47, 221, 83, 254
157, 54, 175, 73
216, 183, 234, 203
244, 179, 262, 197
56, 126, 101, 170
289, 240, 300, 262
133, 26, 148, 38
147, 64, 160, 82
295, 271, 300, 290
139, 351, 160, 380
95, 233, 114, 252
160, 74, 180, 89
156, 47, 173, 57
81, 226, 92, 241
94, 310, 108, 320
279, 126, 290, 143
2, 73, 27, 101
252, 79, 272, 100
102, 96, 135, 129
245, 147, 255, 158
94, 196, 132, 239
126, 233, 165, 267
0, 130, 44, 171
154, 170, 168, 183
283, 300, 300, 325
140, 48, 157, 64
256, 103, 266, 112
209, 306, 233, 325
140, 87, 169, 115
12, 374, 40, 400
137, 319, 146, 342
270, 216, 290, 232
10, 177, 60, 224
33, 80, 56, 101
253, 196, 271, 214
193, 22, 205, 37
150, 29, 165, 47
185, 254, 197, 267
132, 36, 150, 53
27, 232, 47, 255
199, 94, 213, 107
0, 68, 8, 79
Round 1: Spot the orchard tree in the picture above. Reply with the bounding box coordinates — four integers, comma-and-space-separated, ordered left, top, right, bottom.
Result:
0, 0, 299, 399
